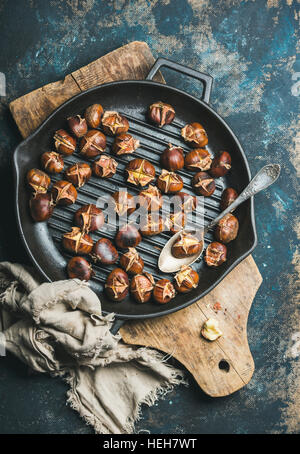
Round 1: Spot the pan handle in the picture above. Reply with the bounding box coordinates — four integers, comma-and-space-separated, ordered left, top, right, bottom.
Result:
110, 318, 125, 335
146, 57, 213, 104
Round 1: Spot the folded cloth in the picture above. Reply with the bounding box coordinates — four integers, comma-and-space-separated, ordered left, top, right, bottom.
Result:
0, 262, 186, 434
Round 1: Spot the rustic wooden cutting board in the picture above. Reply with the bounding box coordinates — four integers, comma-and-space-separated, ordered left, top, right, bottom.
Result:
10, 41, 262, 397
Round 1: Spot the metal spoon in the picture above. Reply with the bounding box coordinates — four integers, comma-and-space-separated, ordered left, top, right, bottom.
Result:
158, 164, 281, 273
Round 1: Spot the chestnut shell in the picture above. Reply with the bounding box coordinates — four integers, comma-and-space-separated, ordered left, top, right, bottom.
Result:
105, 268, 129, 301
74, 204, 104, 233
115, 224, 142, 249
160, 144, 184, 172
204, 241, 227, 267
91, 238, 119, 265
192, 171, 216, 197
67, 257, 94, 281
214, 213, 239, 244
29, 193, 54, 222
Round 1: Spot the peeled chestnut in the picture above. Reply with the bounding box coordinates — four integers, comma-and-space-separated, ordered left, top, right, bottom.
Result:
51, 180, 77, 206
174, 266, 199, 293
41, 151, 64, 174
65, 162, 92, 188
27, 168, 50, 194
214, 213, 239, 243
125, 158, 156, 187
184, 148, 212, 172
92, 154, 118, 178
67, 115, 88, 138
210, 151, 231, 178
160, 144, 184, 172
157, 169, 183, 194
138, 185, 163, 212
80, 130, 106, 159
115, 224, 142, 249
29, 193, 54, 222
171, 231, 203, 258
148, 101, 175, 127
130, 273, 154, 303
181, 122, 208, 148
112, 191, 136, 216
74, 204, 104, 233
204, 241, 227, 267
84, 104, 104, 128
67, 256, 94, 281
153, 279, 176, 304
220, 188, 238, 211
54, 129, 76, 155
140, 214, 164, 236
172, 192, 197, 213
112, 133, 140, 155
91, 238, 119, 265
192, 171, 216, 197
120, 248, 144, 275
165, 211, 187, 234
102, 111, 129, 136
62, 227, 93, 255
105, 268, 129, 301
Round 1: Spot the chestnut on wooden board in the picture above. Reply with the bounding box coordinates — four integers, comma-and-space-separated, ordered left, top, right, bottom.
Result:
105, 268, 129, 301
148, 101, 175, 127
92, 155, 118, 178
115, 224, 142, 249
62, 227, 93, 255
120, 248, 144, 275
74, 204, 104, 233
54, 129, 76, 155
160, 144, 184, 172
102, 111, 129, 136
41, 151, 64, 174
174, 266, 199, 293
192, 171, 216, 197
65, 162, 92, 188
130, 273, 154, 303
204, 241, 227, 267
27, 168, 51, 194
181, 122, 208, 148
153, 279, 176, 304
67, 257, 94, 281
29, 193, 54, 222
84, 104, 104, 129
91, 238, 119, 265
51, 180, 77, 206
214, 213, 239, 244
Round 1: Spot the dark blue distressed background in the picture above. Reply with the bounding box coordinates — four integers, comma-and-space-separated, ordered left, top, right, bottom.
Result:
0, 0, 299, 434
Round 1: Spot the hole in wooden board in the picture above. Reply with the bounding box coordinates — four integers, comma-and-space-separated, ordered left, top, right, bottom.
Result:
219, 360, 230, 372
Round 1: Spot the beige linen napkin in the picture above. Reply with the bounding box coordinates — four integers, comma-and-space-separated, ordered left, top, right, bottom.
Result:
0, 262, 186, 434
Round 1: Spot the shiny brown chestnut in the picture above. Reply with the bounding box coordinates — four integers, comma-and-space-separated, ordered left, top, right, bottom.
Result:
79, 130, 106, 159
220, 188, 238, 211
115, 224, 142, 249
204, 241, 227, 267
181, 122, 208, 148
171, 231, 203, 258
140, 214, 164, 236
120, 248, 144, 275
130, 272, 154, 304
92, 154, 118, 178
160, 144, 184, 172
125, 159, 156, 187
65, 162, 92, 188
138, 185, 163, 212
41, 151, 64, 174
74, 204, 104, 233
165, 211, 187, 234
62, 227, 93, 255
112, 191, 136, 217
54, 129, 77, 155
27, 168, 51, 194
29, 193, 54, 222
172, 192, 198, 213
102, 111, 129, 136
67, 115, 88, 138
51, 180, 77, 206
112, 133, 140, 155
91, 238, 118, 265
174, 266, 199, 293
184, 148, 212, 172
84, 104, 104, 128
214, 213, 239, 243
210, 151, 231, 178
153, 279, 176, 304
192, 171, 216, 197
67, 257, 94, 281
148, 101, 175, 127
157, 169, 183, 194
105, 268, 129, 302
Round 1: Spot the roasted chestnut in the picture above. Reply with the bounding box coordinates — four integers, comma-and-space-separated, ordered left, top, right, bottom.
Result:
67, 115, 88, 138
165, 211, 187, 234
153, 279, 176, 304
184, 148, 212, 172
112, 191, 136, 217
29, 193, 54, 222
67, 256, 94, 281
101, 111, 129, 136
120, 248, 144, 275
204, 241, 227, 267
27, 168, 51, 194
140, 214, 164, 236
115, 224, 142, 249
41, 151, 64, 174
92, 154, 118, 178
148, 101, 175, 127
171, 231, 203, 258
84, 104, 104, 128
79, 130, 106, 159
62, 227, 93, 255
157, 169, 183, 194
105, 268, 129, 301
130, 272, 154, 303
138, 185, 163, 212
214, 213, 239, 243
91, 238, 119, 265
174, 265, 199, 293
210, 151, 231, 178
125, 159, 156, 187
65, 162, 92, 188
181, 122, 208, 148
160, 144, 184, 172
51, 180, 77, 206
220, 188, 238, 211
112, 133, 140, 155
192, 171, 216, 197
54, 129, 77, 155
74, 204, 104, 233
172, 192, 197, 213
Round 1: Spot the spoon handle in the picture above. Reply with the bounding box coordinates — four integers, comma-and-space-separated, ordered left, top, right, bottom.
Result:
205, 164, 281, 232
